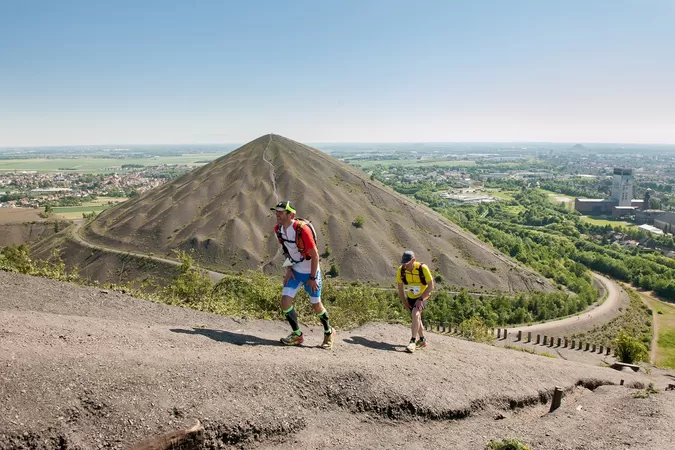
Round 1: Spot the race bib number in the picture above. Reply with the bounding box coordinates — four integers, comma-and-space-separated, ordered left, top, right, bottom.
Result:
406, 286, 421, 295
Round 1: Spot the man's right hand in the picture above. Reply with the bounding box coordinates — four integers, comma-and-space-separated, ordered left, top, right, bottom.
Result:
283, 268, 295, 285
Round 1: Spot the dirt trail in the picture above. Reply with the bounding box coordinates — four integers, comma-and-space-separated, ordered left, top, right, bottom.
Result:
2, 270, 674, 449
70, 220, 226, 283
262, 134, 278, 202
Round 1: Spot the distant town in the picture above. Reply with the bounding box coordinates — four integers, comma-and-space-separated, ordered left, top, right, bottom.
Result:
2, 142, 675, 237
0, 164, 194, 209
335, 142, 675, 234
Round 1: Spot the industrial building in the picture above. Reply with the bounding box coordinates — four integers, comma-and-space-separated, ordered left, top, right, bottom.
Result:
574, 168, 644, 217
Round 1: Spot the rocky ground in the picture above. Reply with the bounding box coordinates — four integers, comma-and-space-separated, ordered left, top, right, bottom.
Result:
1, 270, 674, 449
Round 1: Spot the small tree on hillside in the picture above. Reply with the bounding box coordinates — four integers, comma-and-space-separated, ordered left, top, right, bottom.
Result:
39, 204, 53, 218
458, 317, 495, 344
615, 330, 649, 364
352, 216, 365, 228
327, 263, 339, 277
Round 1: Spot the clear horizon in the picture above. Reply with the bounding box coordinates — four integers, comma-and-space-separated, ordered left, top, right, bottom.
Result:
2, 0, 674, 147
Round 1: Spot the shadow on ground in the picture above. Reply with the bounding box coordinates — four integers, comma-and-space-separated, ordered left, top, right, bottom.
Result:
343, 336, 405, 352
170, 328, 281, 346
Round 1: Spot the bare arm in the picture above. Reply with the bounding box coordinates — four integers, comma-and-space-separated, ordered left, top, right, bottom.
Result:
415, 269, 435, 311
309, 246, 320, 277
398, 283, 410, 311
421, 278, 435, 301
307, 247, 320, 293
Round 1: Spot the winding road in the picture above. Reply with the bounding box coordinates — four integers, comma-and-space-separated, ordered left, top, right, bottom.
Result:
507, 272, 629, 337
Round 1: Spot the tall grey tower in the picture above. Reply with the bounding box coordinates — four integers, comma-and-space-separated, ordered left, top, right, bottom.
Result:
611, 168, 633, 207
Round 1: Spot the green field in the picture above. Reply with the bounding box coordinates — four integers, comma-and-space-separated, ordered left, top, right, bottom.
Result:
484, 189, 516, 201
350, 159, 477, 169
53, 206, 107, 219
504, 205, 525, 214
86, 197, 127, 206
540, 189, 575, 202
540, 189, 575, 210
579, 216, 636, 229
53, 197, 127, 219
641, 294, 675, 369
0, 154, 223, 173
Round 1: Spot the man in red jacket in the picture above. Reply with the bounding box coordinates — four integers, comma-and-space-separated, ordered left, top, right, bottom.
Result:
271, 200, 334, 349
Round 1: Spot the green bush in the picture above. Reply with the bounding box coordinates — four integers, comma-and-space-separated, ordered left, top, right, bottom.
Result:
632, 382, 659, 398
161, 250, 216, 309
485, 438, 530, 450
327, 263, 339, 277
352, 216, 365, 228
615, 331, 649, 364
0, 245, 80, 283
458, 317, 495, 344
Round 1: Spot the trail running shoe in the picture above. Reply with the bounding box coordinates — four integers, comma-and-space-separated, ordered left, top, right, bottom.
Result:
321, 329, 335, 350
406, 340, 416, 353
416, 339, 428, 350
280, 333, 304, 346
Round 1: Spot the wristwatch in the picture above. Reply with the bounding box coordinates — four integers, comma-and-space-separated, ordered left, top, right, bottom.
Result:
309, 275, 317, 280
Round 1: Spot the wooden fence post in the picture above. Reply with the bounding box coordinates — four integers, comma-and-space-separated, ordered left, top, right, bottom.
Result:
549, 386, 564, 413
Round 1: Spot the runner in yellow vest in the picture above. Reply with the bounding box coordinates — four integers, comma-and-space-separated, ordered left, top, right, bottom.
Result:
396, 250, 434, 353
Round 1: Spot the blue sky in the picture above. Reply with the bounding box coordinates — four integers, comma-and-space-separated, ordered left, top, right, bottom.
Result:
1, 0, 674, 146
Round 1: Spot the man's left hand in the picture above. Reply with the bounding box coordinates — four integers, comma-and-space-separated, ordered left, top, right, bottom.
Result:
415, 299, 428, 311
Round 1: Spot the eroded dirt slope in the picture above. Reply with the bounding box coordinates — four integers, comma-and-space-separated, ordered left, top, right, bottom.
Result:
82, 134, 550, 292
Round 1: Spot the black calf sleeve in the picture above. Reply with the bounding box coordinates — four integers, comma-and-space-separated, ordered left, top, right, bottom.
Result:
284, 305, 300, 333
318, 309, 331, 333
